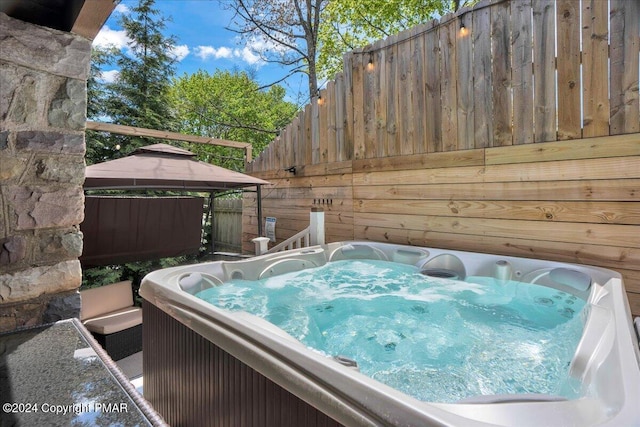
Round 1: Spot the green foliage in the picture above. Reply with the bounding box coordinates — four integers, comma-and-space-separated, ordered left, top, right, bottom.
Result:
169, 69, 298, 170
318, 0, 458, 80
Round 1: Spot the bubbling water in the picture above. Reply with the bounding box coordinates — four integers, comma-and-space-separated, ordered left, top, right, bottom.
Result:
196, 259, 585, 403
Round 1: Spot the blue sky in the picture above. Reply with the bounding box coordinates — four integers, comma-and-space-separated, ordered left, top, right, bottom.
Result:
93, 0, 309, 104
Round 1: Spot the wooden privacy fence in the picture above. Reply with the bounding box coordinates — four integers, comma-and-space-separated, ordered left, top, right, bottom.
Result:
243, 0, 640, 315
248, 0, 639, 170
213, 198, 243, 253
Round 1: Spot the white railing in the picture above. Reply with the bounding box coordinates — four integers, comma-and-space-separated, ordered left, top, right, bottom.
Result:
253, 208, 324, 255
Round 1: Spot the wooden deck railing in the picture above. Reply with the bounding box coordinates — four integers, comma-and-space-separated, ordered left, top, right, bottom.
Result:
253, 208, 325, 255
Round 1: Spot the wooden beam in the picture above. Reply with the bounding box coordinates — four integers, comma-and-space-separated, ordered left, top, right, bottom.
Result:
85, 121, 252, 162
71, 0, 117, 40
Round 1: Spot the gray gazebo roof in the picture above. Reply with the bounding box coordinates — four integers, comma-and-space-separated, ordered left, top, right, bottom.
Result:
84, 144, 268, 191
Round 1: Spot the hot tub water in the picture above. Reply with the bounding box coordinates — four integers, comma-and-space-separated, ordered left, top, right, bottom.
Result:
195, 259, 585, 403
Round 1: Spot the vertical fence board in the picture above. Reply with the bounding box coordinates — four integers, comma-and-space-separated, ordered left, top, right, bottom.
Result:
532, 0, 557, 142
318, 87, 329, 163
556, 0, 581, 140
440, 16, 458, 151
610, 0, 640, 135
282, 127, 291, 169
351, 51, 365, 159
363, 48, 377, 159
334, 73, 347, 161
291, 116, 299, 167
276, 136, 282, 170
311, 98, 320, 164
473, 7, 492, 148
374, 41, 388, 158
492, 1, 513, 146
304, 105, 312, 166
512, 0, 534, 144
326, 81, 337, 163
582, 0, 610, 137
386, 35, 401, 156
411, 24, 427, 154
398, 36, 414, 155
296, 110, 305, 166
425, 20, 442, 152
343, 53, 354, 162
456, 8, 474, 150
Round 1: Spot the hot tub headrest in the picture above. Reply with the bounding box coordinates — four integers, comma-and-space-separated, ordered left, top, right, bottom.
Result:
549, 268, 592, 292
179, 272, 203, 291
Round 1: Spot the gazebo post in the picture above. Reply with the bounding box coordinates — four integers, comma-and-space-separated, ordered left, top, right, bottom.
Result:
210, 191, 215, 255
257, 185, 263, 237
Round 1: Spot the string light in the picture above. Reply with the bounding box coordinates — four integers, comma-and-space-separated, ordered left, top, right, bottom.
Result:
459, 13, 469, 37
367, 53, 374, 71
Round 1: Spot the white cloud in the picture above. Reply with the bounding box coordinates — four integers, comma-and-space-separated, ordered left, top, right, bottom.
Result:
101, 70, 119, 83
92, 26, 130, 49
170, 44, 190, 61
114, 4, 130, 14
234, 46, 261, 65
195, 45, 233, 60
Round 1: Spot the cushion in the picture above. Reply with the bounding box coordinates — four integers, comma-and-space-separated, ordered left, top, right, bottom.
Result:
83, 307, 142, 335
80, 280, 134, 320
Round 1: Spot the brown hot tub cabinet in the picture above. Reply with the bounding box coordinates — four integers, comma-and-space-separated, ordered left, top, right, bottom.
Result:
142, 301, 344, 427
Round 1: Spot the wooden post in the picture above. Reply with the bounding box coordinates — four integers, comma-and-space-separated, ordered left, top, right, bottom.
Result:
309, 207, 325, 246
252, 237, 270, 255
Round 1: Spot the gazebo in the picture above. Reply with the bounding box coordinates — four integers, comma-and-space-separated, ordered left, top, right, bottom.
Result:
81, 143, 268, 266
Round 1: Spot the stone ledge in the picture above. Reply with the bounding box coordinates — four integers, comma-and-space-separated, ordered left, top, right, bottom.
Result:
0, 259, 81, 304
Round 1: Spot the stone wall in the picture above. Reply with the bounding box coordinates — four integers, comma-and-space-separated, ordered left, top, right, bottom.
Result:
0, 13, 90, 332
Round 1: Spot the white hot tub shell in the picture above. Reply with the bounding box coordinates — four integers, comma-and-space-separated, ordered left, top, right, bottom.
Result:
140, 241, 640, 427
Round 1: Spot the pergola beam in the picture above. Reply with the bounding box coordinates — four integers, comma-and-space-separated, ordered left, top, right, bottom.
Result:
86, 121, 252, 162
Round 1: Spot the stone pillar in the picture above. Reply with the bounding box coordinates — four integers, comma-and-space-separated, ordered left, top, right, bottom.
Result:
0, 13, 90, 332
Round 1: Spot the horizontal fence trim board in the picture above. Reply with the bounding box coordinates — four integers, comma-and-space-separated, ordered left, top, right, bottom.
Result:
485, 134, 640, 165
262, 187, 353, 200
354, 199, 640, 225
353, 179, 640, 201
352, 149, 485, 172
243, 200, 354, 212
353, 213, 640, 248
261, 175, 355, 189
244, 210, 353, 225
353, 156, 640, 186
257, 202, 354, 212
352, 228, 640, 271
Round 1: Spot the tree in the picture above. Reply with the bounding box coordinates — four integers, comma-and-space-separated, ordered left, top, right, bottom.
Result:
101, 0, 178, 156
170, 69, 298, 171
86, 46, 122, 165
225, 0, 327, 102
83, 0, 185, 290
317, 0, 470, 80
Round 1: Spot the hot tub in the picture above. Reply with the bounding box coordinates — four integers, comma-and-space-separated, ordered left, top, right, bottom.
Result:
140, 241, 640, 427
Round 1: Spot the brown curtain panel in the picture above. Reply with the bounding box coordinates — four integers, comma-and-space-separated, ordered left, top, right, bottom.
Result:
80, 196, 204, 266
